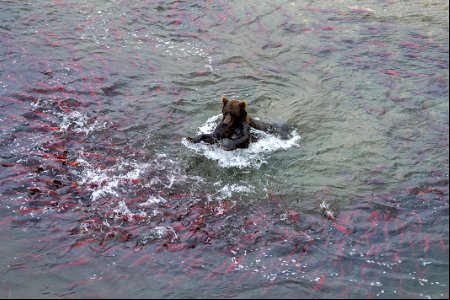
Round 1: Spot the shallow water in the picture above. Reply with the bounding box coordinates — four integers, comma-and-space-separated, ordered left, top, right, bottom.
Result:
0, 0, 448, 298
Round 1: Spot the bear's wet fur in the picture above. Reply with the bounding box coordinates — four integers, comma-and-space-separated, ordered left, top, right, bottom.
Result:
187, 96, 290, 151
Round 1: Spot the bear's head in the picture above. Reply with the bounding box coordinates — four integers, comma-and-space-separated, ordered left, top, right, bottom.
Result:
221, 96, 248, 128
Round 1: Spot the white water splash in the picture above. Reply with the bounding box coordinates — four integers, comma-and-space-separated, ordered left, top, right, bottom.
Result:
75, 151, 194, 205
183, 114, 301, 169
58, 111, 107, 134
320, 200, 335, 220
76, 157, 149, 201
216, 183, 253, 200
139, 195, 167, 207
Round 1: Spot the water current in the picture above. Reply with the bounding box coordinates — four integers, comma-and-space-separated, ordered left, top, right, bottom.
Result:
0, 0, 448, 298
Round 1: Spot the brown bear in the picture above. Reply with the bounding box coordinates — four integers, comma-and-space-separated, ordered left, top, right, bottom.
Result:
187, 96, 287, 151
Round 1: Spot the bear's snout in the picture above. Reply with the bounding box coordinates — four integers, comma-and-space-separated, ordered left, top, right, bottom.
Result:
223, 113, 232, 126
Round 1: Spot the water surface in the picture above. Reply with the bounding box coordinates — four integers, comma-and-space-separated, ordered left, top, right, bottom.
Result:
0, 0, 448, 298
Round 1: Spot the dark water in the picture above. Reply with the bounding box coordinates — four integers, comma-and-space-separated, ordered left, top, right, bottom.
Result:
1, 0, 448, 298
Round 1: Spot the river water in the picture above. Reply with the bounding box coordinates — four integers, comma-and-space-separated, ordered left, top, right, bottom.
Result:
0, 0, 448, 298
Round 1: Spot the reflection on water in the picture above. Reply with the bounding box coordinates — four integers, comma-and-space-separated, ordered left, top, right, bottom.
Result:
0, 0, 448, 298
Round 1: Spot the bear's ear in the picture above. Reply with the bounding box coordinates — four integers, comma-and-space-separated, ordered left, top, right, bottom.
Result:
240, 100, 247, 110
221, 96, 229, 106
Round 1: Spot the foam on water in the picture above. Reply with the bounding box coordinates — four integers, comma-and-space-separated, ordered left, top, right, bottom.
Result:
138, 195, 167, 207
320, 200, 335, 220
76, 157, 148, 201
75, 153, 185, 202
58, 111, 108, 135
183, 114, 301, 168
215, 183, 253, 200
